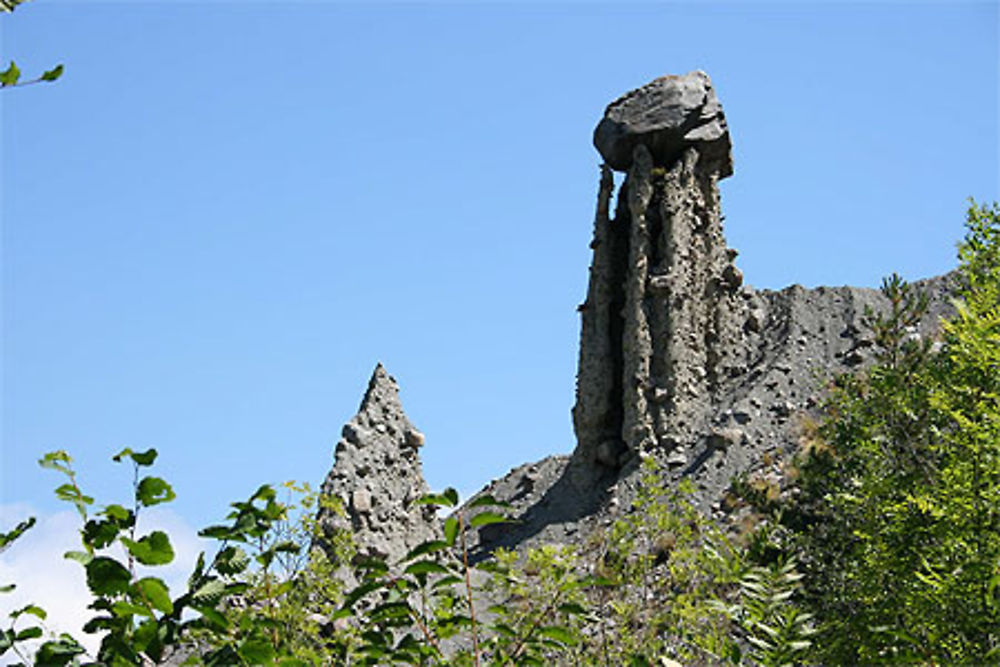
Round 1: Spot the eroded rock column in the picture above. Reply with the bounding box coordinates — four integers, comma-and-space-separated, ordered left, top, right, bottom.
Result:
573, 71, 744, 468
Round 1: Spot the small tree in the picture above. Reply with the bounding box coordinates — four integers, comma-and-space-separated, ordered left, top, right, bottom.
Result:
772, 201, 1000, 664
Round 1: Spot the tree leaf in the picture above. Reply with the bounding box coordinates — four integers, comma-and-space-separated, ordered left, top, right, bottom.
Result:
194, 605, 229, 630
112, 600, 152, 618
15, 626, 43, 641
215, 545, 249, 575
0, 516, 36, 551
113, 447, 157, 466
38, 450, 72, 472
136, 476, 176, 507
39, 64, 64, 82
10, 604, 46, 621
467, 494, 512, 509
191, 578, 226, 605
443, 516, 459, 546
121, 531, 175, 566
469, 511, 508, 529
416, 489, 458, 508
0, 61, 20, 87
404, 539, 450, 561
85, 557, 132, 596
238, 638, 275, 664
133, 577, 173, 614
537, 625, 578, 645
404, 560, 450, 576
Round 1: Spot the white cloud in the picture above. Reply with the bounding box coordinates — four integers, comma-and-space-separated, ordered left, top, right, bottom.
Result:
0, 503, 208, 665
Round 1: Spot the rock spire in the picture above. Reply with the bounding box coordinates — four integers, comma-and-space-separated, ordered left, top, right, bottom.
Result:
574, 70, 746, 471
317, 363, 438, 564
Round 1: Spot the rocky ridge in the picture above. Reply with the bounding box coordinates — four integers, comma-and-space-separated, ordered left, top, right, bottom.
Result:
319, 72, 958, 562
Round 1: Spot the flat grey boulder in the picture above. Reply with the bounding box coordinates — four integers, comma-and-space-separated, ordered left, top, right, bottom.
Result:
594, 70, 732, 177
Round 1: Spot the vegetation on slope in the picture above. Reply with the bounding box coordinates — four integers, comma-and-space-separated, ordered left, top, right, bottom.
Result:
2, 201, 998, 665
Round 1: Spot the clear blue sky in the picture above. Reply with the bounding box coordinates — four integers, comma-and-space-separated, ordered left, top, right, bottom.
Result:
3, 1, 998, 529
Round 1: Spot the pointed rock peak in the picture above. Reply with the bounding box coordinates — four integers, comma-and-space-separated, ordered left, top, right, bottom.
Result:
359, 362, 402, 413
318, 363, 436, 563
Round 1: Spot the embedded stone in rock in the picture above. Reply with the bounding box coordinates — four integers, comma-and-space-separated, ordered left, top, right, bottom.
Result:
594, 71, 732, 176
317, 363, 438, 564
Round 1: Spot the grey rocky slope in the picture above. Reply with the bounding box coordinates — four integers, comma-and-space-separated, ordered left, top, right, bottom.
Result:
321, 71, 957, 561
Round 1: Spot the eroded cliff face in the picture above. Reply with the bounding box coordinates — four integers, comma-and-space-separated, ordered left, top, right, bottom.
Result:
466, 71, 955, 553
320, 72, 957, 559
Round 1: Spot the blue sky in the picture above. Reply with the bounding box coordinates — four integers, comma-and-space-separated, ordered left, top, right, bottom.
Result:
2, 1, 998, 533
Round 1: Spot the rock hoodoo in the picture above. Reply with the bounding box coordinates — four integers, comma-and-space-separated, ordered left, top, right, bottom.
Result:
317, 363, 437, 564
567, 70, 953, 512
321, 72, 956, 557
574, 70, 746, 472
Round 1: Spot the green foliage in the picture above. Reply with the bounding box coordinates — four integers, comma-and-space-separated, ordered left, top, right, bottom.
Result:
1, 0, 64, 88
577, 458, 813, 666
758, 200, 1000, 663
5, 201, 994, 664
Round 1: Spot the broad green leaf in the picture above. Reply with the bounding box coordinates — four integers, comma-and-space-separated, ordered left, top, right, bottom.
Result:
469, 511, 508, 529
38, 450, 72, 472
0, 61, 20, 86
343, 579, 387, 609
194, 605, 228, 630
491, 622, 517, 637
55, 483, 92, 506
0, 584, 13, 593
34, 634, 86, 663
191, 578, 225, 605
432, 575, 463, 590
198, 525, 233, 540
39, 64, 63, 82
404, 539, 450, 561
121, 531, 175, 566
102, 504, 131, 521
370, 601, 412, 622
10, 604, 46, 620
416, 488, 458, 508
404, 560, 450, 576
249, 484, 276, 503
237, 638, 275, 664
134, 577, 173, 614
188, 551, 206, 588
112, 600, 152, 618
354, 556, 389, 576
467, 494, 512, 509
557, 602, 588, 616
85, 557, 132, 596
136, 476, 176, 507
14, 626, 43, 641
215, 545, 249, 575
443, 516, 459, 546
64, 550, 92, 565
113, 447, 157, 466
537, 625, 578, 645
83, 518, 123, 549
